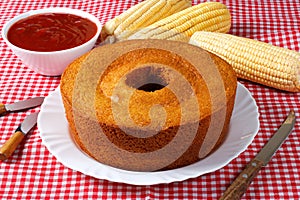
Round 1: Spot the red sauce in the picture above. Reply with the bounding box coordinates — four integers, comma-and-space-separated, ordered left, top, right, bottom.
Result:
7, 13, 98, 52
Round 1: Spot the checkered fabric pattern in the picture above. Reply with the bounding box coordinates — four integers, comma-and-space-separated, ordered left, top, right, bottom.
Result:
0, 0, 299, 199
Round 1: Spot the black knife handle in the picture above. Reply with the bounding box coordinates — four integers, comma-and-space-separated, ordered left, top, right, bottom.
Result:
0, 103, 7, 116
219, 159, 264, 200
0, 130, 25, 161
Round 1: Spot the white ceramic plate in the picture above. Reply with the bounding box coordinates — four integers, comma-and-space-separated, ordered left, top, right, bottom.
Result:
37, 83, 259, 185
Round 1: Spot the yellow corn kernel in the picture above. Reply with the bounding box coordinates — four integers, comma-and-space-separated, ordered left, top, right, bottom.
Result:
189, 31, 300, 92
128, 1, 231, 42
102, 0, 191, 40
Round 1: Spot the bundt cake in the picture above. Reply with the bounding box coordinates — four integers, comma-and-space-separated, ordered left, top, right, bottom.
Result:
60, 39, 237, 172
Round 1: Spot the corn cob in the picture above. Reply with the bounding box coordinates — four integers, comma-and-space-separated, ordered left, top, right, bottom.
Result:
127, 1, 231, 42
189, 31, 300, 92
101, 0, 191, 41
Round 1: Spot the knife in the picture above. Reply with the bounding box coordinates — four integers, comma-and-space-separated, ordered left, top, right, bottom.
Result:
219, 111, 296, 200
0, 112, 39, 161
0, 97, 44, 116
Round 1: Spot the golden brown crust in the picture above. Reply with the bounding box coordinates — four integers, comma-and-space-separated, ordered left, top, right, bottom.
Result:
60, 39, 237, 171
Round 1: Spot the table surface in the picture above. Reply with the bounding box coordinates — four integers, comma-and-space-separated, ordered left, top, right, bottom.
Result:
0, 0, 299, 199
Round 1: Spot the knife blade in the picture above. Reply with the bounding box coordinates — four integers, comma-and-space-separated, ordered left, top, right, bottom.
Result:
0, 112, 39, 161
219, 110, 296, 200
0, 97, 44, 116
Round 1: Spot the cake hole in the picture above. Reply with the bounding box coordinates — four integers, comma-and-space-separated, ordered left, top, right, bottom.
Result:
125, 66, 169, 92
138, 83, 165, 92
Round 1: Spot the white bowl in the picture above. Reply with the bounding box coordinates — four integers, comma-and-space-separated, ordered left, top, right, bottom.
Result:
1, 8, 102, 76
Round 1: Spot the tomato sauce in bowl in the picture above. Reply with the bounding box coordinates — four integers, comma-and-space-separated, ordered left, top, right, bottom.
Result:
7, 13, 98, 52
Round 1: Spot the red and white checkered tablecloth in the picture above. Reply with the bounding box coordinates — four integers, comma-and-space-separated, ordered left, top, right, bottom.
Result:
0, 0, 299, 199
